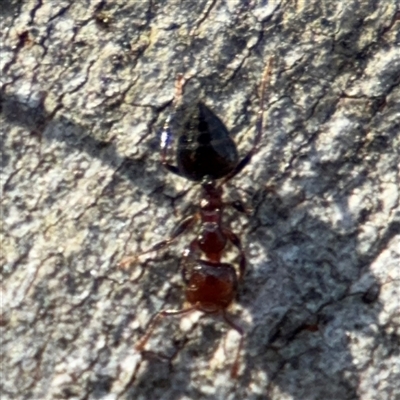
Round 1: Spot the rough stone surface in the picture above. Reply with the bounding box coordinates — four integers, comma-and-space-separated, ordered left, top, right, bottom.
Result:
1, 1, 399, 399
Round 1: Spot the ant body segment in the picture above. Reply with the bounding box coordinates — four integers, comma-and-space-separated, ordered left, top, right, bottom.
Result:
122, 58, 273, 377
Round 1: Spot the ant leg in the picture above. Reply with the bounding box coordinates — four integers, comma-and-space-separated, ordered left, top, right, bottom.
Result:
141, 214, 197, 255
160, 121, 181, 176
229, 200, 247, 214
119, 214, 198, 269
136, 306, 196, 351
220, 57, 274, 185
180, 239, 201, 284
160, 74, 186, 177
118, 258, 154, 283
223, 229, 246, 281
228, 199, 254, 216
222, 310, 244, 378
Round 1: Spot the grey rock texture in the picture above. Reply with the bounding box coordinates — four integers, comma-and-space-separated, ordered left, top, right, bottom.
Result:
1, 1, 399, 399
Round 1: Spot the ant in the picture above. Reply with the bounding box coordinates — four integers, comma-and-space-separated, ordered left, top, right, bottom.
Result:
121, 58, 274, 378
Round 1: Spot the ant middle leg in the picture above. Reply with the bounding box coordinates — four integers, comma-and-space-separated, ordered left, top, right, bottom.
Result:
135, 306, 196, 352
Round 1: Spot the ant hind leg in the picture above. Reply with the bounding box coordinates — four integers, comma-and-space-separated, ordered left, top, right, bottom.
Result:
119, 214, 197, 272
160, 74, 186, 177
219, 57, 274, 185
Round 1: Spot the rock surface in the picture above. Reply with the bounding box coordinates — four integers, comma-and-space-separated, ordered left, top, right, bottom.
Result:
1, 1, 399, 399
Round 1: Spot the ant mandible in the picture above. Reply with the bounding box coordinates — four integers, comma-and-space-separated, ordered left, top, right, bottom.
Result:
121, 58, 274, 378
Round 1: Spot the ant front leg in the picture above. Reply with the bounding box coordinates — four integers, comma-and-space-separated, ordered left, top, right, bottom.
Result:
222, 310, 244, 378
